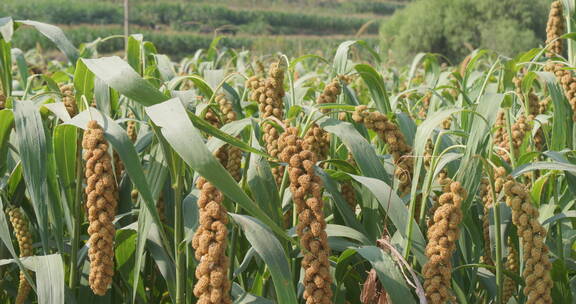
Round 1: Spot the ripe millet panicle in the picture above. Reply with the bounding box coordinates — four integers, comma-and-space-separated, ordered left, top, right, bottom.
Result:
543, 2, 576, 122
423, 181, 466, 304
0, 90, 6, 110
304, 78, 341, 161
216, 93, 242, 181
83, 120, 118, 296
418, 92, 432, 119
127, 112, 137, 143
352, 105, 413, 195
503, 178, 553, 304
426, 171, 452, 228
478, 166, 505, 267
513, 75, 546, 150
246, 62, 285, 185
341, 153, 357, 211
494, 112, 530, 162
191, 149, 232, 304
60, 84, 77, 117
7, 207, 33, 304
278, 127, 333, 304
544, 62, 576, 121
546, 1, 564, 58
502, 237, 519, 303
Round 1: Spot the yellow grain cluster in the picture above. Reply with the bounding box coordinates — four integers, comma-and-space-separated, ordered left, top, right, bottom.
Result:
503, 179, 552, 304
216, 93, 236, 123
127, 112, 137, 143
545, 61, 576, 121
423, 181, 466, 304
7, 207, 33, 304
341, 154, 357, 211
216, 93, 242, 181
304, 78, 343, 163
341, 182, 356, 210
0, 90, 5, 110
478, 167, 505, 267
352, 105, 413, 194
247, 62, 285, 185
113, 151, 124, 182
418, 92, 432, 119
546, 1, 564, 57
82, 120, 117, 296
60, 84, 77, 117
316, 78, 341, 107
192, 150, 232, 304
204, 107, 221, 128
502, 238, 519, 303
426, 171, 453, 228
278, 127, 332, 304
494, 111, 530, 162
513, 75, 547, 150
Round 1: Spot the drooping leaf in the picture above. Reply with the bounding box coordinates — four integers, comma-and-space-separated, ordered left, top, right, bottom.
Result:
13, 100, 50, 252
144, 98, 289, 241
17, 20, 78, 63
230, 214, 298, 304
82, 57, 168, 106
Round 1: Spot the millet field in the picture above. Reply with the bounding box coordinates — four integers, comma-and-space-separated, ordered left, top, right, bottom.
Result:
0, 1, 575, 304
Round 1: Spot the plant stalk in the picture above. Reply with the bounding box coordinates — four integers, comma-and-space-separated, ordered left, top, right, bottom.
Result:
68, 137, 83, 290
504, 109, 517, 168
489, 173, 503, 304
174, 166, 185, 304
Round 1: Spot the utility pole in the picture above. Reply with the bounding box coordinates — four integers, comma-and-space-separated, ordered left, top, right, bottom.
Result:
124, 0, 129, 51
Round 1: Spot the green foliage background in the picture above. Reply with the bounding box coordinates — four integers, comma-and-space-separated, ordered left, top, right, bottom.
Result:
380, 0, 549, 63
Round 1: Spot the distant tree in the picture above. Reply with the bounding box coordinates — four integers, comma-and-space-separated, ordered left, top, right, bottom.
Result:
380, 0, 548, 64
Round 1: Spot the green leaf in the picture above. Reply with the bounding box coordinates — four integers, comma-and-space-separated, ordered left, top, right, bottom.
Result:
315, 168, 367, 236
146, 222, 177, 300
355, 64, 391, 113
0, 17, 14, 42
232, 283, 274, 304
230, 214, 298, 304
536, 71, 572, 150
13, 100, 50, 252
542, 211, 576, 225
13, 48, 29, 87
511, 161, 576, 177
154, 54, 176, 82
115, 229, 146, 301
316, 116, 389, 183
0, 109, 14, 176
126, 36, 142, 75
167, 75, 213, 97
0, 38, 12, 95
66, 109, 166, 233
190, 115, 266, 157
0, 198, 36, 293
132, 145, 171, 302
30, 254, 65, 304
144, 98, 289, 241
356, 246, 416, 304
333, 40, 356, 74
73, 59, 95, 109
82, 57, 168, 106
326, 224, 370, 245
17, 20, 78, 63
349, 174, 427, 264
247, 132, 281, 225
53, 125, 77, 213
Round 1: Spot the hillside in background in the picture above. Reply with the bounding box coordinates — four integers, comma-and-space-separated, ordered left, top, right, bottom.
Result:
0, 0, 405, 58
